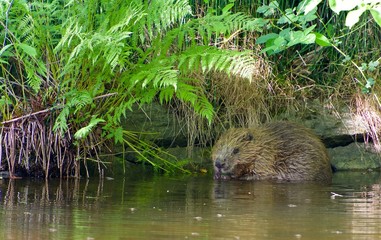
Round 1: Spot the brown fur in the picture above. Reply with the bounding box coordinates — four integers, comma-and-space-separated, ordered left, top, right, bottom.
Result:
211, 122, 332, 181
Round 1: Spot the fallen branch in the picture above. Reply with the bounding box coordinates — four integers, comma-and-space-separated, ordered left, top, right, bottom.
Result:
1, 92, 118, 125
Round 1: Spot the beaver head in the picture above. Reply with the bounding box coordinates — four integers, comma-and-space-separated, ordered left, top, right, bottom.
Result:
211, 128, 254, 179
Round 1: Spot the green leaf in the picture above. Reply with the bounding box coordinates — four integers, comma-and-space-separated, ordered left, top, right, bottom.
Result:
368, 60, 379, 71
287, 31, 315, 47
342, 55, 351, 63
222, 3, 234, 14
159, 87, 176, 104
345, 8, 366, 28
53, 107, 70, 134
370, 7, 381, 28
277, 8, 298, 24
329, 0, 358, 14
194, 96, 214, 125
74, 117, 105, 140
256, 33, 278, 44
114, 127, 124, 144
304, 24, 316, 35
0, 44, 13, 57
314, 32, 332, 46
298, 0, 323, 14
287, 31, 304, 46
298, 9, 318, 25
365, 78, 375, 89
243, 18, 269, 32
106, 126, 124, 144
17, 43, 37, 58
257, 5, 270, 14
257, 1, 279, 16
360, 63, 368, 71
273, 36, 287, 48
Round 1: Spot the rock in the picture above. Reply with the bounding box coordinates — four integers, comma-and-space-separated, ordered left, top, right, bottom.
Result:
328, 143, 381, 171
122, 103, 187, 147
120, 100, 381, 172
279, 100, 381, 171
277, 100, 368, 148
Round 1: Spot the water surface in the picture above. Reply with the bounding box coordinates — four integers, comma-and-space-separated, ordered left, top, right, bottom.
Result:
0, 171, 381, 239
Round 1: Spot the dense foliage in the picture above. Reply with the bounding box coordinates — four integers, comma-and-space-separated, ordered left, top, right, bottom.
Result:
1, 0, 381, 178
0, 0, 263, 178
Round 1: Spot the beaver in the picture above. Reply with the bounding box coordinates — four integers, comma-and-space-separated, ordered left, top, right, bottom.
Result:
211, 121, 332, 181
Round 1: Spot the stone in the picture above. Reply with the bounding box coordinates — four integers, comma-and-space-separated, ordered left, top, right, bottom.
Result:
120, 100, 381, 172
328, 143, 381, 171
122, 103, 187, 147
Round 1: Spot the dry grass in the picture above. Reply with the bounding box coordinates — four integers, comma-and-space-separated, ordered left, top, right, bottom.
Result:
172, 50, 281, 149
352, 92, 381, 152
0, 111, 106, 179
0, 114, 74, 179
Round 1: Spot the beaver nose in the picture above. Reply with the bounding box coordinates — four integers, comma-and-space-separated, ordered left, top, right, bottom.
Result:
215, 160, 225, 169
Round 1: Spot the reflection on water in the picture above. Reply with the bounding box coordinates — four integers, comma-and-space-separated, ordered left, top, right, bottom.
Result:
0, 171, 381, 239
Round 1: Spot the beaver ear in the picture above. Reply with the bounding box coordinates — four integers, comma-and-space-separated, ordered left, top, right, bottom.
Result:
244, 132, 254, 141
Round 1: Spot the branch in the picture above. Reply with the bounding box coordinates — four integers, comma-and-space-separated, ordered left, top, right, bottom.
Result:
1, 105, 62, 125
1, 92, 118, 125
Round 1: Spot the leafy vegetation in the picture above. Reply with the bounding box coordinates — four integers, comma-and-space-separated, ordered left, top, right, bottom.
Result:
179, 0, 381, 155
2, 0, 381, 178
0, 0, 264, 178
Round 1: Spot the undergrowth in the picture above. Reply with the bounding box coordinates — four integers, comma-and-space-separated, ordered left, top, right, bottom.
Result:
1, 0, 381, 179
0, 0, 266, 178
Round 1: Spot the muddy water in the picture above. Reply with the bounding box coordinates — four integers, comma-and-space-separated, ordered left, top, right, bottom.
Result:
0, 171, 381, 240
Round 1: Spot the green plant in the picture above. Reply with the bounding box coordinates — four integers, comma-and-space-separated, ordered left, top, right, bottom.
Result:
0, 0, 263, 177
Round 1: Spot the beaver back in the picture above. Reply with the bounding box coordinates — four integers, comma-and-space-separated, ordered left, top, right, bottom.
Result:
211, 122, 332, 181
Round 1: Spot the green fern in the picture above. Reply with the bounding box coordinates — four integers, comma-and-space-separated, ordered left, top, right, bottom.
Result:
175, 82, 199, 105
131, 0, 192, 46
159, 87, 176, 104
1, 0, 268, 176
194, 96, 215, 124
74, 116, 105, 140
66, 90, 93, 114
53, 107, 70, 133
18, 15, 35, 43
177, 46, 257, 81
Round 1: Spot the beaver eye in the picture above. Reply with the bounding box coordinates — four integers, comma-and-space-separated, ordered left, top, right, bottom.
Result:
233, 148, 239, 154
243, 133, 253, 141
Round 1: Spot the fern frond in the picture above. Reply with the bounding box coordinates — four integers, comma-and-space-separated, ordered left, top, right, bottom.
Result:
25, 63, 42, 92
159, 87, 176, 104
109, 98, 137, 125
18, 15, 35, 43
132, 0, 192, 46
177, 46, 257, 81
53, 107, 70, 133
176, 82, 198, 105
74, 116, 105, 140
66, 90, 93, 114
194, 96, 214, 125
130, 64, 179, 91
107, 3, 145, 34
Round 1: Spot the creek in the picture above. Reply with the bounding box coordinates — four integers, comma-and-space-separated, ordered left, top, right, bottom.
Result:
0, 170, 380, 239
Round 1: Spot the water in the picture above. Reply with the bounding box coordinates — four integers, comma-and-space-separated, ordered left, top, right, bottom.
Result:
0, 171, 381, 240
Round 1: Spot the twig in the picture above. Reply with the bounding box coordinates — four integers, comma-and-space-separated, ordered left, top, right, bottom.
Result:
93, 92, 118, 100
1, 105, 62, 125
1, 92, 118, 125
